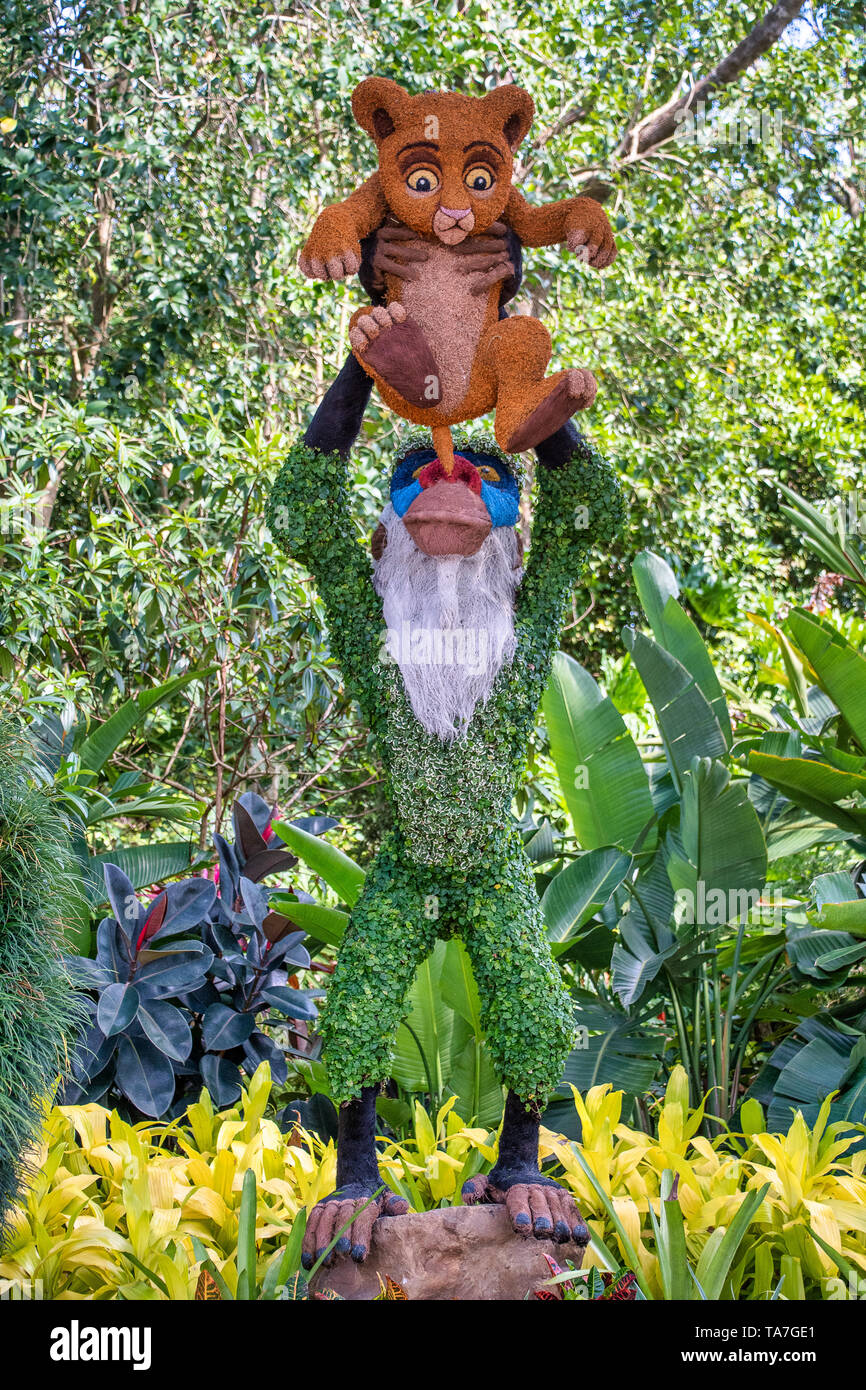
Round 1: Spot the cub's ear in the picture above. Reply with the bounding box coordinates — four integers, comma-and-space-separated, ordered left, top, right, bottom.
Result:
482, 84, 534, 152
352, 77, 411, 143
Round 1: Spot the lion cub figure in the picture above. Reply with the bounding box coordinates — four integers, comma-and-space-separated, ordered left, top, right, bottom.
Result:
299, 78, 617, 454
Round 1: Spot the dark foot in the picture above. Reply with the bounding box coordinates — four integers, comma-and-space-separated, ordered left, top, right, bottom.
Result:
301, 1182, 408, 1269
462, 1170, 589, 1245
504, 369, 597, 452
349, 304, 441, 407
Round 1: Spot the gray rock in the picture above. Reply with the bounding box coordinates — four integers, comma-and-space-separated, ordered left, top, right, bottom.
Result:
309, 1203, 586, 1301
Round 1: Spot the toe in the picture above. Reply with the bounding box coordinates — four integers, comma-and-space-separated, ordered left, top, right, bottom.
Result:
370, 305, 392, 326
461, 1175, 489, 1206
528, 1187, 554, 1238
389, 301, 407, 322
356, 313, 379, 340
382, 1191, 409, 1217
348, 1201, 379, 1264
504, 1184, 533, 1235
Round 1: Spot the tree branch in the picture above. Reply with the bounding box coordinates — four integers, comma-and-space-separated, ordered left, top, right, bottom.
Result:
614, 1, 806, 161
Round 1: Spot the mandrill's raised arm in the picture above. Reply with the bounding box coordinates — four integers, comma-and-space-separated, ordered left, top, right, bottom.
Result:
265, 357, 385, 712
513, 420, 625, 715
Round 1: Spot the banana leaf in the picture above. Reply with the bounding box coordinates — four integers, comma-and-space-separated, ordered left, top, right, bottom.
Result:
543, 650, 655, 853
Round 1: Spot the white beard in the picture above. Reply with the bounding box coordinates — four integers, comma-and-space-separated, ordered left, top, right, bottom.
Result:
372, 502, 522, 742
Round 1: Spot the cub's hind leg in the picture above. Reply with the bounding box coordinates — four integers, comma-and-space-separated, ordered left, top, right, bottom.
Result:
349, 303, 442, 410
479, 315, 597, 453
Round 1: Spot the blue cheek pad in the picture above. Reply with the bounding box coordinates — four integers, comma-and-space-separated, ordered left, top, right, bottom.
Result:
481, 480, 519, 528
390, 450, 433, 518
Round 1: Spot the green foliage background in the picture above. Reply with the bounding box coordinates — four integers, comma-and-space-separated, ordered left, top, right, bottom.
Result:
1, 0, 864, 850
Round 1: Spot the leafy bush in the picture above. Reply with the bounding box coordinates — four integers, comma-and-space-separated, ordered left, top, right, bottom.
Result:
0, 722, 86, 1239
63, 794, 318, 1119
4, 1063, 866, 1300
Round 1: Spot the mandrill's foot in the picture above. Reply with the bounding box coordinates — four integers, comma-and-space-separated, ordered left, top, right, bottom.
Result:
462, 1170, 589, 1246
349, 303, 441, 408
301, 1182, 409, 1269
502, 369, 597, 453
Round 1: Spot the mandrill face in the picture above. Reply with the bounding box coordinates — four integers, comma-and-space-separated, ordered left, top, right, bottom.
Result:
375, 446, 521, 559
371, 444, 523, 742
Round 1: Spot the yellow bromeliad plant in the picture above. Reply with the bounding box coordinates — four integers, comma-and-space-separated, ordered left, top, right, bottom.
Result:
542, 1066, 866, 1300
1, 1061, 864, 1300
0, 1063, 337, 1300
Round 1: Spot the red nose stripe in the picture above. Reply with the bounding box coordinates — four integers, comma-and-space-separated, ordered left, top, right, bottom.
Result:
418, 454, 481, 494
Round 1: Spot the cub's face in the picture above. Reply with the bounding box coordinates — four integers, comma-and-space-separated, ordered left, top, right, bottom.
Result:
351, 79, 534, 245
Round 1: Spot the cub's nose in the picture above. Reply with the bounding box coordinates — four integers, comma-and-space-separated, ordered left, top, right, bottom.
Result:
438, 206, 471, 222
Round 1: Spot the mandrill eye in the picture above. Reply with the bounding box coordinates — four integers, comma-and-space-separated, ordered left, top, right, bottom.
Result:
407, 168, 440, 193
464, 166, 494, 191
478, 465, 500, 481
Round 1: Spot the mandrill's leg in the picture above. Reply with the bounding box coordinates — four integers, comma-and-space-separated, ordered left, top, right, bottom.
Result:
458, 838, 589, 1244
301, 835, 440, 1268
479, 315, 597, 454
301, 1086, 409, 1269
462, 1092, 589, 1246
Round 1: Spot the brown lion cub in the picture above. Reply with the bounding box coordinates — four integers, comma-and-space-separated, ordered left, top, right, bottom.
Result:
299, 77, 616, 454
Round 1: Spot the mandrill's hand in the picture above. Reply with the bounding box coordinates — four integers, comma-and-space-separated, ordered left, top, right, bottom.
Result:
370, 219, 516, 297
462, 1173, 589, 1245
564, 196, 617, 270
301, 1183, 409, 1269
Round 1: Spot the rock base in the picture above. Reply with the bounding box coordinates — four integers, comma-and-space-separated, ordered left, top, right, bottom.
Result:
309, 1204, 585, 1301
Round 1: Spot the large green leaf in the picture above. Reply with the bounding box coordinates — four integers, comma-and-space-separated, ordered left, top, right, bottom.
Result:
542, 650, 655, 853
666, 758, 767, 909
76, 671, 207, 774
624, 629, 728, 787
562, 993, 663, 1096
446, 1017, 504, 1129
786, 609, 866, 751
85, 840, 197, 902
541, 847, 632, 956
746, 752, 866, 836
270, 898, 348, 946
632, 551, 732, 746
391, 942, 453, 1095
272, 820, 365, 907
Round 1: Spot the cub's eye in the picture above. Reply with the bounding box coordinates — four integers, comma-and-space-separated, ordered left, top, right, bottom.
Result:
411, 465, 426, 480
406, 168, 440, 193
478, 465, 500, 482
465, 166, 494, 192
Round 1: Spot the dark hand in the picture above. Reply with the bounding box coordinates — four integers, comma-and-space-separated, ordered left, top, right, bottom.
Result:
370, 220, 516, 296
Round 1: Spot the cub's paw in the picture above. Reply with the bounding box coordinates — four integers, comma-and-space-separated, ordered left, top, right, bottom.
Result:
565, 200, 617, 270
564, 366, 597, 410
348, 301, 408, 350
299, 209, 362, 280
299, 244, 361, 281
349, 304, 441, 408
462, 1172, 589, 1246
301, 1183, 409, 1269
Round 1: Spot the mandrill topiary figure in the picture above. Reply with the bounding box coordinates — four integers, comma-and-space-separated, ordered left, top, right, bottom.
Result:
266, 285, 625, 1266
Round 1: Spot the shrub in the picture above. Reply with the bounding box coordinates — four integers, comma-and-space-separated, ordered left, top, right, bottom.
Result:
0, 721, 86, 1241
62, 793, 318, 1120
